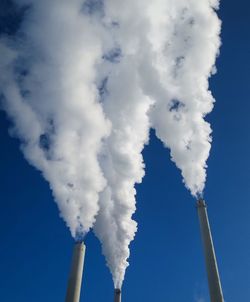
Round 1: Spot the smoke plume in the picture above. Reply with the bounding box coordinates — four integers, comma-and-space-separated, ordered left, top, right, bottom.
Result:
0, 0, 221, 289
0, 0, 111, 237
94, 0, 221, 288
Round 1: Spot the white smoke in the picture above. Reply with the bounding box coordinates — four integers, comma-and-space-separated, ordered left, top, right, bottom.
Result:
93, 54, 153, 288
94, 0, 221, 288
92, 0, 156, 288
145, 0, 221, 196
0, 0, 221, 290
0, 0, 111, 237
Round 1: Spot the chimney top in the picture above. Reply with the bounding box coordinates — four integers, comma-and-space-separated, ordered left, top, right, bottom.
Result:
197, 198, 206, 208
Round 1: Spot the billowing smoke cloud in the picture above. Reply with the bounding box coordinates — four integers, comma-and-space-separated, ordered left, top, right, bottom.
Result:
0, 0, 221, 290
0, 0, 111, 237
93, 0, 154, 289
145, 0, 221, 196
94, 0, 221, 288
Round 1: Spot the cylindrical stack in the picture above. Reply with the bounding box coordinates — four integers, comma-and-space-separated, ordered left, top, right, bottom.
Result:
114, 288, 121, 302
197, 199, 224, 302
65, 242, 86, 302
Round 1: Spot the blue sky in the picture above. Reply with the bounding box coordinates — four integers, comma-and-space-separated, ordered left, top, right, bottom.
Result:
0, 1, 250, 301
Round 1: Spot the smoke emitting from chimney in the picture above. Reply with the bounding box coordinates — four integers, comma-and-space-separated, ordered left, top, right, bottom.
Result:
0, 0, 221, 289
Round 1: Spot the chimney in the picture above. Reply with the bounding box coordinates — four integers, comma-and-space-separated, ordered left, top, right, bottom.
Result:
65, 242, 86, 302
114, 288, 121, 302
197, 199, 224, 302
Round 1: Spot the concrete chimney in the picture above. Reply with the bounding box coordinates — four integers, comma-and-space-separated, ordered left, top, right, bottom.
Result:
197, 199, 224, 302
114, 288, 121, 302
65, 242, 86, 302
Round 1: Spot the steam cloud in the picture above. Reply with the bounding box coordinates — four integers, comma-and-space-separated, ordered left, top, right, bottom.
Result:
0, 0, 221, 289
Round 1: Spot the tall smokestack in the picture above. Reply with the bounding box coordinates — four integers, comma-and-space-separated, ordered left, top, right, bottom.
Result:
197, 199, 224, 302
114, 288, 121, 302
65, 242, 86, 302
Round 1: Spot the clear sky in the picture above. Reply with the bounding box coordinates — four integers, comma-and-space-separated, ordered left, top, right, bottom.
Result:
0, 1, 250, 301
